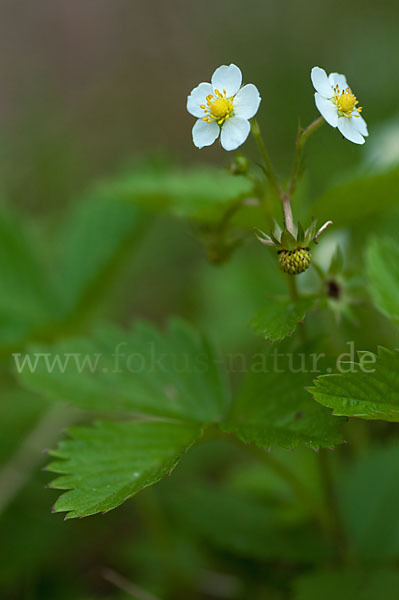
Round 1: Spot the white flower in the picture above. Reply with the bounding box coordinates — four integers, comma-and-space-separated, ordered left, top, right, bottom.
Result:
187, 64, 261, 151
311, 66, 368, 145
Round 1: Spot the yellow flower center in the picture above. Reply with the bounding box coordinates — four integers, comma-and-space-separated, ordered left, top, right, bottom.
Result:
200, 89, 234, 125
333, 84, 362, 118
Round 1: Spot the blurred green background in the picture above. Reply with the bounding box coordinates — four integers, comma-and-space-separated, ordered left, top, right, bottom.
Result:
1, 0, 398, 209
0, 1, 398, 599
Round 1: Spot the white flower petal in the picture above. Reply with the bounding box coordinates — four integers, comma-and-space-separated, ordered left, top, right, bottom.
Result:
211, 64, 242, 97
314, 93, 338, 127
354, 114, 368, 137
337, 117, 365, 144
220, 116, 250, 151
329, 72, 348, 90
187, 82, 213, 118
192, 119, 219, 149
311, 67, 333, 98
233, 84, 261, 119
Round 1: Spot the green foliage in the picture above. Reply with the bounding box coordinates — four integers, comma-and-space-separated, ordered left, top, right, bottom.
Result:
18, 319, 231, 517
48, 420, 202, 519
309, 347, 399, 421
250, 296, 315, 341
311, 168, 399, 227
0, 191, 147, 352
99, 161, 254, 222
366, 237, 399, 324
2, 5, 399, 598
164, 484, 327, 562
0, 211, 60, 348
338, 441, 399, 561
17, 318, 348, 516
222, 352, 344, 450
294, 569, 399, 600
54, 192, 148, 320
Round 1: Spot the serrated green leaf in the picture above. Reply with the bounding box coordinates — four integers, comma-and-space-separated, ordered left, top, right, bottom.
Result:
49, 420, 202, 518
294, 568, 399, 600
222, 353, 344, 450
250, 296, 316, 341
366, 237, 399, 324
17, 318, 230, 423
309, 347, 399, 421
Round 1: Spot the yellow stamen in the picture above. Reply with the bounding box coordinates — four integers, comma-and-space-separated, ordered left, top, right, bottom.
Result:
333, 84, 363, 118
201, 90, 234, 125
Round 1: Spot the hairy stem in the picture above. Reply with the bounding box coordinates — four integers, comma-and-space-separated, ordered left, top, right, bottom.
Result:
251, 119, 282, 200
283, 194, 295, 234
288, 275, 307, 342
289, 116, 324, 198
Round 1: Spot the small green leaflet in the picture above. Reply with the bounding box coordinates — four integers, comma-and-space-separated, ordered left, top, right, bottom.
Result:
48, 420, 202, 519
250, 296, 316, 341
309, 347, 399, 421
366, 237, 399, 324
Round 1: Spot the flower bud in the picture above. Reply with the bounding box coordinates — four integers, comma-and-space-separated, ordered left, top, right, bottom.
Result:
229, 154, 249, 175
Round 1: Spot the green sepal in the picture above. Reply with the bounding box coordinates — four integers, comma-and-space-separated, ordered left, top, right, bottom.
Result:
297, 221, 305, 244
304, 219, 317, 246
280, 229, 298, 251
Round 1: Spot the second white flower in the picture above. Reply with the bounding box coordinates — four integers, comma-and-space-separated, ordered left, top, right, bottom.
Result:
311, 66, 368, 145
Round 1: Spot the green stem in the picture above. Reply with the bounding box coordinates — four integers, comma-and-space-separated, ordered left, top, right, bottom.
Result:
103, 568, 161, 600
282, 193, 295, 234
252, 446, 330, 534
134, 489, 185, 593
288, 274, 298, 302
288, 274, 307, 342
251, 119, 282, 200
318, 450, 352, 565
288, 116, 324, 198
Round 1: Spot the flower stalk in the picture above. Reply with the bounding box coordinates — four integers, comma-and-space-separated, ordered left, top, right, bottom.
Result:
251, 119, 281, 200
282, 193, 295, 234
288, 116, 324, 198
